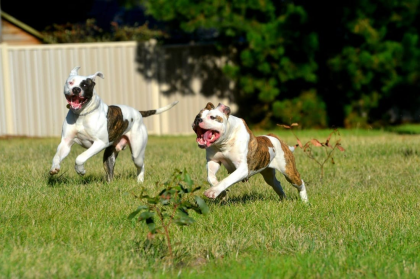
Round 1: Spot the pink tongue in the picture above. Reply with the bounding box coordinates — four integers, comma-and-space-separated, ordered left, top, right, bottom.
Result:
71, 96, 82, 109
203, 130, 213, 140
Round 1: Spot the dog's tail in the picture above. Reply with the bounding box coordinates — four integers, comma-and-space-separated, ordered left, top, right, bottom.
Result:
140, 101, 179, 117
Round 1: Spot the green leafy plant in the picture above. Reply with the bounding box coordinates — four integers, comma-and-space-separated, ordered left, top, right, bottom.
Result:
278, 123, 345, 179
128, 169, 209, 260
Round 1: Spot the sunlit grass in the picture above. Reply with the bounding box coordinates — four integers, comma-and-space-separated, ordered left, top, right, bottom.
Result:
0, 130, 419, 278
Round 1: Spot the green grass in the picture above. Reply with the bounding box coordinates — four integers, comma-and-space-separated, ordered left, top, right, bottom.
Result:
387, 124, 420, 135
1, 130, 419, 278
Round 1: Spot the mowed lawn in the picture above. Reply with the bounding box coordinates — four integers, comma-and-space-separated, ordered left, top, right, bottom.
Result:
0, 130, 419, 278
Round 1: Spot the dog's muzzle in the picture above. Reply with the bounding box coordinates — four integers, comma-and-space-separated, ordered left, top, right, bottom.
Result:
193, 117, 203, 128
194, 124, 221, 149
66, 87, 89, 111
72, 87, 81, 94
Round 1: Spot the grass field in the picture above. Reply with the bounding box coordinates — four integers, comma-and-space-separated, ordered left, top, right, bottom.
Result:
1, 129, 419, 278
387, 124, 420, 135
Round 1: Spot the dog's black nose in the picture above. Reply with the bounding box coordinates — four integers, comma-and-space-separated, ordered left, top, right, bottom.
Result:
193, 118, 203, 126
72, 87, 81, 94
193, 113, 203, 127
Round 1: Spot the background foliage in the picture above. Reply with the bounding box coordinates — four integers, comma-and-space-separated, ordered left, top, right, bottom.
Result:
42, 19, 165, 43
140, 0, 420, 128
41, 0, 420, 128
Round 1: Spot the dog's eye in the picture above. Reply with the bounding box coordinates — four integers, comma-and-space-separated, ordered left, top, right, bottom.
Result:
210, 116, 216, 120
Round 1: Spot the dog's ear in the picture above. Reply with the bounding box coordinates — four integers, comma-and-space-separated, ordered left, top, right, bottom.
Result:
88, 72, 104, 81
69, 66, 81, 76
205, 102, 215, 110
217, 103, 231, 118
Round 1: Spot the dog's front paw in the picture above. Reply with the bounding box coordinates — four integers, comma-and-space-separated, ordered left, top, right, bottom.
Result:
204, 187, 224, 199
75, 164, 86, 176
49, 167, 60, 175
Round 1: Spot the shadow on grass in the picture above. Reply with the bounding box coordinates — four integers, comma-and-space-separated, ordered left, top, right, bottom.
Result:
132, 238, 209, 269
114, 172, 137, 180
206, 191, 299, 206
133, 238, 171, 262
47, 172, 105, 187
401, 148, 419, 157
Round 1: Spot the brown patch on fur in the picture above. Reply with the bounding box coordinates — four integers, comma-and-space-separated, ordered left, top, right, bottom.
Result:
107, 106, 129, 142
215, 116, 223, 123
267, 133, 302, 185
140, 110, 157, 117
205, 102, 215, 110
103, 145, 119, 182
242, 119, 273, 172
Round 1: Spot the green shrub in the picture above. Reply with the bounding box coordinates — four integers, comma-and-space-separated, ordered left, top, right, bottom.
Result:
128, 168, 209, 260
273, 90, 327, 129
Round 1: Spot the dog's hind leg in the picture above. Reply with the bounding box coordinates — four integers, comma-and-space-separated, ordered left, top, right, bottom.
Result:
131, 148, 146, 183
284, 175, 308, 203
278, 159, 308, 203
128, 124, 147, 183
277, 146, 308, 203
274, 157, 308, 203
260, 168, 286, 200
103, 145, 119, 182
266, 134, 309, 203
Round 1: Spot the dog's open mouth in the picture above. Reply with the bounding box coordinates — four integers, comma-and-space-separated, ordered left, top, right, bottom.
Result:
195, 127, 220, 148
66, 95, 89, 110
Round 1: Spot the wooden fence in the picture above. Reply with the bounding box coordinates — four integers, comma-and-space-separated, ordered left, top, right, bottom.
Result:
0, 41, 235, 137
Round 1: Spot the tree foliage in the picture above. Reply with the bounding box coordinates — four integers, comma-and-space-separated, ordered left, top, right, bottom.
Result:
42, 19, 165, 44
139, 0, 420, 128
326, 1, 420, 127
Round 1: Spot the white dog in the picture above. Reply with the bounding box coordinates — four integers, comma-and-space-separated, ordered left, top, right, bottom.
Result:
50, 66, 178, 182
192, 102, 308, 202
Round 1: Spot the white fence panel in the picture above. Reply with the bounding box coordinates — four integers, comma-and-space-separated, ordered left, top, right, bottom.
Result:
0, 41, 235, 137
0, 44, 7, 135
